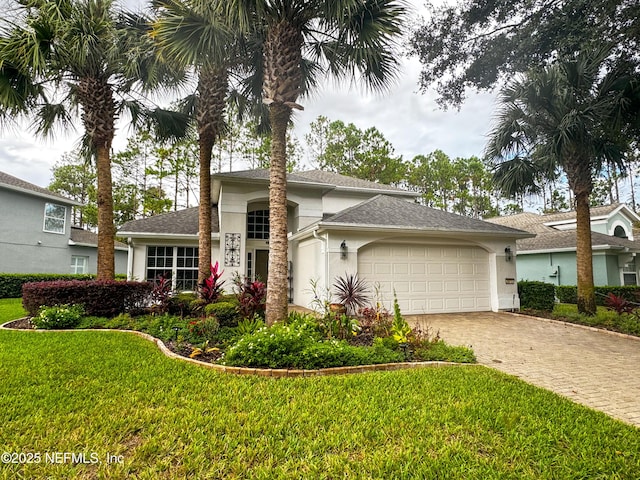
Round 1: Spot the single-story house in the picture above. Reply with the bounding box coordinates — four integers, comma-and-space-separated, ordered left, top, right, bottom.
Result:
119, 169, 532, 314
0, 170, 127, 275
485, 203, 640, 286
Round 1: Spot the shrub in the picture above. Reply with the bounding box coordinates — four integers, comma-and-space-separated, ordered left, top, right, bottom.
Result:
223, 317, 402, 369
22, 280, 152, 317
168, 292, 198, 316
0, 273, 95, 299
233, 275, 266, 320
188, 316, 220, 343
32, 304, 84, 329
557, 285, 640, 306
518, 281, 556, 311
204, 301, 240, 327
150, 274, 172, 313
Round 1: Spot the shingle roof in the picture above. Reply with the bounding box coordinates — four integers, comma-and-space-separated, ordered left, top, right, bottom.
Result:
486, 205, 640, 251
118, 206, 218, 235
517, 230, 640, 252
70, 226, 127, 249
321, 195, 532, 236
214, 168, 413, 194
0, 170, 79, 204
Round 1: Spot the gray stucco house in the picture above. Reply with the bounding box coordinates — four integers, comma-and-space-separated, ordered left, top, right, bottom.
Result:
0, 170, 127, 275
486, 204, 640, 286
119, 169, 532, 314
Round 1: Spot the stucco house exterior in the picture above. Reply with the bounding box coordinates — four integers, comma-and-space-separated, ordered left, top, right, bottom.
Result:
119, 169, 532, 315
0, 170, 127, 275
486, 204, 640, 286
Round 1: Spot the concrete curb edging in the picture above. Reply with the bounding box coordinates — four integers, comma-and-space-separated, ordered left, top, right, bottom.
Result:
0, 318, 474, 377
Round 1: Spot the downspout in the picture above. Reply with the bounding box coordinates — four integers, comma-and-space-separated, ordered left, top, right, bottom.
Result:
126, 238, 134, 280
313, 228, 329, 291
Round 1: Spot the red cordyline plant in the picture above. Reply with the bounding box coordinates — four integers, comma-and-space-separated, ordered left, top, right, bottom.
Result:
200, 262, 225, 303
604, 293, 636, 315
151, 273, 172, 313
233, 274, 266, 320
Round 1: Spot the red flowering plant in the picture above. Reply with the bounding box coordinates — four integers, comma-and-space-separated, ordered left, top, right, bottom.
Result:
200, 262, 225, 304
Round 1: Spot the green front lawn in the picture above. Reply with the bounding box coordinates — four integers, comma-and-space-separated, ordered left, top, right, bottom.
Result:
0, 297, 26, 323
0, 329, 637, 479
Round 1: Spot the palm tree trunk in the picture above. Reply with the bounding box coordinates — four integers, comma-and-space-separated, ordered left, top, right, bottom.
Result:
95, 143, 115, 280
198, 136, 213, 286
265, 103, 291, 325
575, 191, 596, 314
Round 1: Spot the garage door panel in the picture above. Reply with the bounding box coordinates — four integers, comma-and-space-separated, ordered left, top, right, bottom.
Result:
359, 243, 491, 314
393, 263, 409, 275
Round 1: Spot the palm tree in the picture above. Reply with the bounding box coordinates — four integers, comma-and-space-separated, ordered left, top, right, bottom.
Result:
0, 0, 181, 280
151, 0, 232, 287
223, 0, 407, 325
487, 48, 639, 314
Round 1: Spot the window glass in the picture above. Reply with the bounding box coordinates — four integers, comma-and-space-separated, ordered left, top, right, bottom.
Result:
44, 203, 66, 234
247, 210, 270, 239
146, 246, 199, 291
70, 256, 88, 274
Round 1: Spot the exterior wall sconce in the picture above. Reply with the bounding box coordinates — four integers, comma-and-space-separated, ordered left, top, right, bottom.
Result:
340, 240, 348, 260
504, 246, 513, 262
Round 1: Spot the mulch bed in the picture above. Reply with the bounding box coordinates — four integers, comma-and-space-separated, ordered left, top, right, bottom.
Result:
3, 318, 34, 330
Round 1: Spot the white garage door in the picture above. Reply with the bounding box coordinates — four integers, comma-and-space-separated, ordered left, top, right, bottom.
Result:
358, 243, 491, 314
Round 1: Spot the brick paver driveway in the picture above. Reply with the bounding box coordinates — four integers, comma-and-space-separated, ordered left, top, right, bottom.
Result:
408, 312, 640, 427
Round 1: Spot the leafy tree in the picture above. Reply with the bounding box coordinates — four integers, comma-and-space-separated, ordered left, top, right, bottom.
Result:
225, 0, 407, 324
48, 153, 97, 229
487, 49, 639, 314
0, 0, 183, 279
306, 116, 406, 185
409, 0, 640, 108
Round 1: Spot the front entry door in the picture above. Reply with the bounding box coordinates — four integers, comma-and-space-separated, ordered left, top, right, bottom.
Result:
255, 249, 269, 283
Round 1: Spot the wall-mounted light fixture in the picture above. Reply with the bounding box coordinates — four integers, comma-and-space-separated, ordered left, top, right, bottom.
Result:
504, 246, 513, 262
340, 240, 348, 260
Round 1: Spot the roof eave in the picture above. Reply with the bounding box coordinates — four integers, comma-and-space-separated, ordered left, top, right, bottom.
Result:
315, 222, 535, 238
1, 184, 82, 206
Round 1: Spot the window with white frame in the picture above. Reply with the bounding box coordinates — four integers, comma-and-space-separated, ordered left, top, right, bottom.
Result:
43, 203, 66, 234
623, 261, 637, 286
146, 246, 199, 291
71, 256, 89, 274
247, 209, 270, 239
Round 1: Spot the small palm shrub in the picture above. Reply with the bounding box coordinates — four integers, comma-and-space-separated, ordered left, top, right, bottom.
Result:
333, 273, 370, 316
32, 304, 84, 329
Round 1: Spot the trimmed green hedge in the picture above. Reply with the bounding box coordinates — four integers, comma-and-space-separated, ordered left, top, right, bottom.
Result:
557, 285, 640, 305
0, 273, 127, 299
518, 281, 556, 311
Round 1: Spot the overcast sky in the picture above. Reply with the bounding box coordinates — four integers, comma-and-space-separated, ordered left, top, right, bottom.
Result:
0, 0, 498, 189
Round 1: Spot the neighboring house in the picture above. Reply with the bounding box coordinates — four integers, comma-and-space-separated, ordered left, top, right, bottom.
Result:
0, 170, 127, 275
119, 169, 531, 314
486, 204, 640, 286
